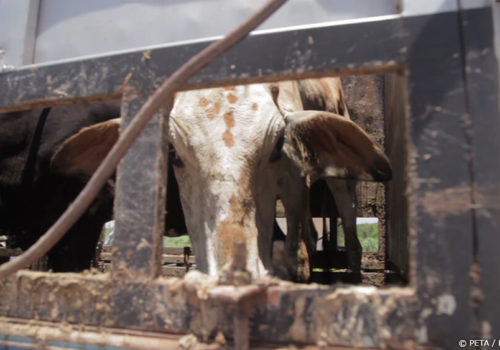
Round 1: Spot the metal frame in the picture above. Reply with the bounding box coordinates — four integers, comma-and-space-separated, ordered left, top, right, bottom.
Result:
0, 5, 499, 348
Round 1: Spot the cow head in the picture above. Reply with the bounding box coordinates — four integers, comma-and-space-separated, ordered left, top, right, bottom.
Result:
170, 81, 391, 279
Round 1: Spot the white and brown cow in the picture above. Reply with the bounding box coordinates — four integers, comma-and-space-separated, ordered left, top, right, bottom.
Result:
3, 78, 388, 277
169, 78, 391, 280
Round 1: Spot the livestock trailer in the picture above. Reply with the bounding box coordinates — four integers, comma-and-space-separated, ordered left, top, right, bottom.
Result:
0, 0, 499, 348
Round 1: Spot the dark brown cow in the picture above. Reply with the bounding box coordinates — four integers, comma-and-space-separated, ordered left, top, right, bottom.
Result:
0, 102, 120, 271
0, 101, 186, 272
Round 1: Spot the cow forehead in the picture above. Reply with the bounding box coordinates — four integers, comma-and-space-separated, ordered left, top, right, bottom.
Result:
170, 83, 286, 160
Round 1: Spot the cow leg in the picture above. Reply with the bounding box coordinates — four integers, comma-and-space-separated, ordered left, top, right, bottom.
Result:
325, 179, 361, 283
279, 183, 315, 282
48, 228, 99, 272
284, 216, 310, 282
318, 186, 339, 271
47, 188, 113, 272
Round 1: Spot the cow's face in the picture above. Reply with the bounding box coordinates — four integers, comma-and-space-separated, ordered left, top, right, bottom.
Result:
169, 81, 391, 278
169, 84, 292, 276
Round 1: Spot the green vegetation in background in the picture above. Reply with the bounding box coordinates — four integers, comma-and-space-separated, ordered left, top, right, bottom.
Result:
164, 235, 191, 247
103, 221, 377, 251
102, 225, 113, 244
337, 222, 379, 251
101, 221, 191, 247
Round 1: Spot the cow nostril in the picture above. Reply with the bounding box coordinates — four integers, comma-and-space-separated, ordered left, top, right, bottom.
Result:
371, 155, 392, 181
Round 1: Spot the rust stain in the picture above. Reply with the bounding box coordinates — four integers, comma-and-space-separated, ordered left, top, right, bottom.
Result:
227, 93, 238, 104
251, 103, 258, 111
122, 84, 140, 101
419, 185, 471, 225
224, 86, 236, 91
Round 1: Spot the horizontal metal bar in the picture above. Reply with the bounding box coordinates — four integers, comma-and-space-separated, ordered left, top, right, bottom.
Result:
0, 16, 405, 112
0, 270, 415, 347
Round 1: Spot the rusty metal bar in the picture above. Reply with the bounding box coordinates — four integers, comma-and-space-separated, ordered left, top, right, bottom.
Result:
112, 90, 166, 279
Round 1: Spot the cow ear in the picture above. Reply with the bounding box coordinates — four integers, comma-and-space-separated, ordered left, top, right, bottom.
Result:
50, 118, 120, 177
283, 111, 391, 183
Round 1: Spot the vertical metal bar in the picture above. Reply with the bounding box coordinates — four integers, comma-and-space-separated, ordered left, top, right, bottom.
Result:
458, 4, 500, 339
112, 85, 167, 279
234, 300, 250, 350
0, 0, 40, 68
405, 11, 474, 347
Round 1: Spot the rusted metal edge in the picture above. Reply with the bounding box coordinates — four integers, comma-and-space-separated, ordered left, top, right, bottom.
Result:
0, 13, 406, 114
0, 66, 403, 115
0, 317, 185, 350
0, 270, 417, 347
0, 316, 392, 350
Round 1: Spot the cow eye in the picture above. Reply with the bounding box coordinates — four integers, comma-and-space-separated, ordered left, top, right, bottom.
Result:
269, 134, 284, 162
169, 145, 184, 168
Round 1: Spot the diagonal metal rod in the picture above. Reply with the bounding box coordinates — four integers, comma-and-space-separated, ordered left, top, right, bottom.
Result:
0, 0, 288, 279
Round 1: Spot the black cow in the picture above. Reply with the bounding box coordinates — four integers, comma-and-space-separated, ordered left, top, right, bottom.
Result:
0, 101, 186, 272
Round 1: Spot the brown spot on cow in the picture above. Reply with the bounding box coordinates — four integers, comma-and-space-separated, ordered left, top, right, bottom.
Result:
251, 103, 258, 111
198, 97, 209, 107
222, 111, 236, 147
223, 111, 235, 128
206, 101, 221, 119
217, 193, 252, 270
223, 130, 235, 148
217, 220, 245, 268
227, 93, 238, 104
